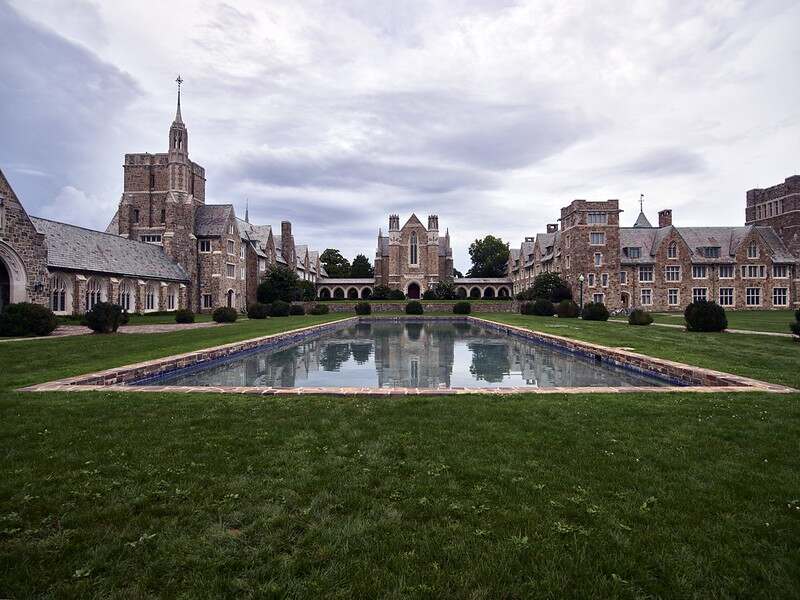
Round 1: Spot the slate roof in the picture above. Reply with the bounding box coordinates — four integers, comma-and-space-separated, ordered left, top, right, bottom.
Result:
105, 209, 119, 234
633, 211, 653, 228
31, 217, 189, 281
195, 205, 234, 236
756, 226, 795, 262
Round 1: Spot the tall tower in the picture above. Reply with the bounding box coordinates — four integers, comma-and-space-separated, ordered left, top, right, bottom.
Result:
168, 76, 189, 193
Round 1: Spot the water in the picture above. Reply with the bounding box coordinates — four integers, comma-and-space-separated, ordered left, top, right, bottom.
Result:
152, 321, 670, 389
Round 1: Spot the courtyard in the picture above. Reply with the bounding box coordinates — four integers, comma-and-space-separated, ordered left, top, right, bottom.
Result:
1, 311, 799, 598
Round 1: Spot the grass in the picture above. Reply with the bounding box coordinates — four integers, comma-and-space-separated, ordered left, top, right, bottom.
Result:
58, 312, 214, 326
648, 309, 796, 334
1, 314, 799, 598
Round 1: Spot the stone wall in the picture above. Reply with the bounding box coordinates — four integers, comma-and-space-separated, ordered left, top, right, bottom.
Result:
300, 301, 518, 313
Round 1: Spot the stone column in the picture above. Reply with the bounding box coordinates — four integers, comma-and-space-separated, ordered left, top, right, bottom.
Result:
74, 274, 87, 315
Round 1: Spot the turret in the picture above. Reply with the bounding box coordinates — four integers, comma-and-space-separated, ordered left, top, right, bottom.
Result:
167, 76, 189, 193
389, 214, 399, 231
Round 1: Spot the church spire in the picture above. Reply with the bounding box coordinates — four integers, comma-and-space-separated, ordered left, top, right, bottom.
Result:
174, 75, 183, 124
245, 198, 249, 223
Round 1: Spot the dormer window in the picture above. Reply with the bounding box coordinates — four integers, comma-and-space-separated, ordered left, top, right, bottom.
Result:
747, 241, 758, 259
668, 242, 677, 259
700, 246, 720, 258
623, 247, 641, 259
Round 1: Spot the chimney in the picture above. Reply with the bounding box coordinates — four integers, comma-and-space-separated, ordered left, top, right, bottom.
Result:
524, 236, 535, 242
389, 214, 399, 231
281, 221, 295, 266
547, 223, 558, 233
658, 209, 672, 228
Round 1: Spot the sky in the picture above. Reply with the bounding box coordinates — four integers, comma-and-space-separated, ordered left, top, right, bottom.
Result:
1, 0, 799, 272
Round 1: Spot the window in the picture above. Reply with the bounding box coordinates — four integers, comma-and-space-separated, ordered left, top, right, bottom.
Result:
668, 289, 679, 306
240, 245, 245, 260
259, 259, 266, 272
587, 212, 607, 224
140, 234, 162, 244
590, 232, 605, 246
226, 263, 235, 278
227, 240, 235, 255
741, 265, 766, 278
619, 271, 627, 285
593, 293, 605, 304
638, 266, 653, 282
588, 273, 595, 287
746, 287, 761, 306
601, 273, 609, 288
667, 242, 677, 259
199, 240, 211, 253
623, 247, 641, 259
773, 288, 788, 306
228, 223, 234, 235
133, 209, 140, 224
594, 253, 602, 267
50, 274, 68, 313
85, 278, 103, 310
149, 172, 155, 189
773, 264, 788, 278
410, 232, 418, 265
119, 280, 133, 311
719, 288, 734, 306
692, 265, 707, 279
719, 265, 734, 279
240, 266, 245, 279
145, 284, 157, 311
166, 288, 176, 310
640, 289, 652, 305
747, 241, 758, 259
0, 198, 5, 231
700, 247, 720, 258
692, 288, 707, 302
160, 209, 166, 223
665, 266, 681, 282
202, 294, 213, 309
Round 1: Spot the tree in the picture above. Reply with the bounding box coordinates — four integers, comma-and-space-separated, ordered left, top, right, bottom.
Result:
529, 272, 571, 302
320, 249, 351, 278
453, 268, 464, 278
350, 254, 374, 278
466, 236, 509, 278
257, 265, 300, 303
429, 279, 457, 300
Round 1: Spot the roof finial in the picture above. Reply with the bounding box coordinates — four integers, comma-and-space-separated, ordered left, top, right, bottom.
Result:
245, 198, 249, 223
174, 75, 183, 123
640, 193, 644, 213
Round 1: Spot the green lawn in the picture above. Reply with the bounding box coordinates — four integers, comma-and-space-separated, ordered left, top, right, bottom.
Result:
1, 315, 799, 598
58, 312, 215, 326
648, 309, 796, 334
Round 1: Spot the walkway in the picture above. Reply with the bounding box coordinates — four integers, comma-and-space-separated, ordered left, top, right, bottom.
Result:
0, 321, 221, 343
608, 319, 796, 338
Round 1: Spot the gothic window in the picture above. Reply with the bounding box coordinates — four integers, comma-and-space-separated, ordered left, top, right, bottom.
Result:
49, 273, 69, 313
166, 286, 176, 310
119, 280, 133, 311
133, 209, 140, 224
85, 278, 104, 311
149, 172, 155, 189
747, 241, 758, 259
410, 232, 418, 265
668, 242, 677, 259
160, 209, 166, 223
145, 283, 158, 311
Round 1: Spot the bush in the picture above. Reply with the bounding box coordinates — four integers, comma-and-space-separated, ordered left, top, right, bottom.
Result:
296, 280, 316, 301
421, 289, 437, 300
289, 304, 305, 316
556, 299, 580, 318
212, 306, 238, 323
581, 302, 609, 321
175, 309, 195, 323
270, 300, 290, 317
309, 304, 330, 315
405, 300, 423, 315
628, 308, 653, 326
551, 285, 573, 303
790, 321, 800, 337
354, 301, 372, 315
684, 300, 727, 332
120, 310, 130, 326
257, 266, 300, 304
0, 302, 58, 337
247, 302, 270, 319
453, 301, 471, 314
370, 285, 392, 300
388, 289, 406, 300
529, 298, 555, 316
84, 302, 125, 333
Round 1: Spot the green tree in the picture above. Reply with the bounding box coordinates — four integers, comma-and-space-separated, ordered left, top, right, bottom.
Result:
466, 236, 509, 278
320, 249, 351, 278
350, 254, 374, 278
453, 268, 464, 278
527, 272, 571, 302
257, 265, 300, 303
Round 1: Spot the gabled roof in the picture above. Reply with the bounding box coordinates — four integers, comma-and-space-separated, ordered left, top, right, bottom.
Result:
195, 205, 234, 236
31, 217, 189, 281
105, 209, 120, 234
755, 226, 795, 262
402, 213, 425, 229
633, 211, 653, 228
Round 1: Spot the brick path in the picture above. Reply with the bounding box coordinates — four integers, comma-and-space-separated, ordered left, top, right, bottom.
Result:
0, 321, 221, 343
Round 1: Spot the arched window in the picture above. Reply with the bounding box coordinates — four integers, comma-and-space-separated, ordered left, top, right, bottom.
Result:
410, 232, 418, 265
85, 278, 104, 311
49, 273, 68, 313
119, 280, 134, 312
165, 285, 177, 310
145, 283, 159, 311
668, 242, 677, 259
748, 241, 758, 259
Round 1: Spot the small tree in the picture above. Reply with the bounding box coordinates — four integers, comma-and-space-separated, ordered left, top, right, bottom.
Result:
175, 309, 195, 323
257, 265, 299, 303
247, 303, 270, 319
466, 235, 510, 278
320, 249, 351, 278
350, 254, 374, 278
355, 302, 371, 315
405, 300, 424, 315
84, 302, 125, 333
529, 273, 571, 302
556, 299, 580, 318
429, 279, 457, 300
297, 280, 316, 301
684, 300, 727, 332
628, 309, 653, 326
212, 307, 238, 323
453, 301, 471, 314
270, 300, 291, 317
581, 302, 609, 321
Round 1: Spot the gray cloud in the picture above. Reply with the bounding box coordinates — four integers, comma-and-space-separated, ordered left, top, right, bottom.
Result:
614, 147, 708, 178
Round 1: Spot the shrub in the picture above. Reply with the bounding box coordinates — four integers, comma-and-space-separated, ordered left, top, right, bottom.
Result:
212, 306, 238, 323
551, 285, 573, 303
388, 289, 406, 300
175, 309, 195, 323
270, 300, 290, 317
684, 300, 727, 332
120, 310, 130, 326
421, 289, 437, 300
791, 321, 800, 337
0, 302, 58, 337
354, 301, 371, 315
84, 302, 125, 333
556, 299, 580, 318
257, 265, 300, 303
371, 285, 392, 300
296, 280, 316, 301
628, 308, 653, 326
581, 302, 609, 321
247, 302, 270, 319
309, 304, 330, 315
405, 300, 423, 315
453, 301, 471, 314
531, 298, 555, 316
289, 304, 305, 316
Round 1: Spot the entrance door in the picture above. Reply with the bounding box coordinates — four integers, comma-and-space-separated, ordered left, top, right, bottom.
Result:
0, 260, 9, 311
407, 283, 420, 299
227, 289, 234, 308
621, 292, 630, 308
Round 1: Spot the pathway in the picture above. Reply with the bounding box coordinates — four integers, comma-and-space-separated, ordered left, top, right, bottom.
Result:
608, 319, 796, 338
0, 321, 221, 343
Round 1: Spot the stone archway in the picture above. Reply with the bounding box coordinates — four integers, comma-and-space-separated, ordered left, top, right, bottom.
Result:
319, 288, 331, 300
227, 289, 235, 308
361, 287, 372, 299
498, 287, 510, 298
347, 287, 359, 300
333, 287, 345, 300
621, 292, 630, 308
407, 282, 421, 299
469, 287, 481, 299
483, 287, 495, 299
0, 241, 28, 309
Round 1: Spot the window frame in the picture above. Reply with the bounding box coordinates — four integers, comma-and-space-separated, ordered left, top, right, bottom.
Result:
199, 239, 212, 253
718, 287, 734, 307
202, 294, 213, 309
718, 264, 734, 279
692, 287, 708, 303
745, 287, 761, 307
640, 288, 652, 306
691, 265, 707, 279
772, 287, 788, 306
638, 265, 654, 283
667, 288, 679, 306
589, 232, 605, 246
226, 263, 236, 279
664, 265, 681, 282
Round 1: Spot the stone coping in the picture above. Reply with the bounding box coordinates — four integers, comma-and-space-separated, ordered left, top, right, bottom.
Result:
19, 316, 795, 395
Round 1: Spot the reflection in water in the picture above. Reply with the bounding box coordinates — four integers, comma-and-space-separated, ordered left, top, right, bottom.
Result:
159, 321, 669, 389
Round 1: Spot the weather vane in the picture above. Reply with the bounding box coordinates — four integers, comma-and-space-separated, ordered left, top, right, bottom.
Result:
640, 193, 644, 212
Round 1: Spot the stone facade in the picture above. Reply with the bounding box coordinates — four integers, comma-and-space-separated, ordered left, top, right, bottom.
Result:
746, 175, 800, 256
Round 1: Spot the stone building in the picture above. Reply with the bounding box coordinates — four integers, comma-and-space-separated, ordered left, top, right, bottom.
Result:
509, 180, 800, 311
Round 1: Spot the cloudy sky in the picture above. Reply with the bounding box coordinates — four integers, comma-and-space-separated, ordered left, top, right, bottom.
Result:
1, 0, 799, 271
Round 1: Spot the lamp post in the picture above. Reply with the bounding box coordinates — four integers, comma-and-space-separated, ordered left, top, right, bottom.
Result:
578, 274, 584, 309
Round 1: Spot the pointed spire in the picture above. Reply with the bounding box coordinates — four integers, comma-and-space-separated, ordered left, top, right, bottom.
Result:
245, 198, 249, 223
174, 75, 184, 124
